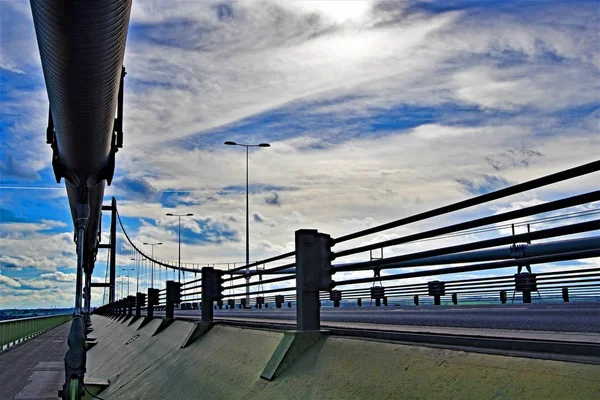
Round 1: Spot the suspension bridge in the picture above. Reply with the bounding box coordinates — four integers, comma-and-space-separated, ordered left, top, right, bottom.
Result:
1, 1, 599, 399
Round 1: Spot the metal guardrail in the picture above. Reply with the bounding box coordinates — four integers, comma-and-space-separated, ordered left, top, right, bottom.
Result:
97, 161, 600, 331
0, 313, 72, 350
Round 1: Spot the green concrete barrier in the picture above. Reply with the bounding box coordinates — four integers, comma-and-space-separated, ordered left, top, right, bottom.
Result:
0, 313, 72, 350
87, 315, 600, 400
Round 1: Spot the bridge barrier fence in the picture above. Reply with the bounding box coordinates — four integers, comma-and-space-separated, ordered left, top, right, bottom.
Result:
0, 313, 72, 351
98, 160, 600, 330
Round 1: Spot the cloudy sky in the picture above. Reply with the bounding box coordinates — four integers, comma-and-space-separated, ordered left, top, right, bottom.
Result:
1, 0, 599, 309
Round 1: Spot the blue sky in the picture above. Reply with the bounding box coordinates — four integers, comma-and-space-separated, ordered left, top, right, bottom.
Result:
1, 0, 599, 309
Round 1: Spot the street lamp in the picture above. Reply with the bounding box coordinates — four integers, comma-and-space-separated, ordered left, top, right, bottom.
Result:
122, 267, 135, 297
143, 242, 162, 288
132, 257, 138, 293
165, 213, 193, 282
118, 278, 124, 299
141, 258, 147, 291
224, 140, 271, 307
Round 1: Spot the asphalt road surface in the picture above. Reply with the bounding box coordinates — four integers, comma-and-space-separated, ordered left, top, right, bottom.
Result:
0, 322, 70, 400
173, 302, 600, 333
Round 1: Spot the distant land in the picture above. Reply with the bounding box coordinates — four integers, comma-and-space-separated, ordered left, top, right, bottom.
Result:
0, 308, 73, 321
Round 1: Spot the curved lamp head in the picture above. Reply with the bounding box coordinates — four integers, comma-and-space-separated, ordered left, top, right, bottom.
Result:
186, 213, 194, 216
166, 213, 173, 216
224, 141, 237, 146
259, 143, 271, 147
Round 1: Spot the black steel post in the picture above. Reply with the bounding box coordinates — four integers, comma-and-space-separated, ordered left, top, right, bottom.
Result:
562, 287, 570, 302
147, 288, 159, 319
515, 273, 537, 304
202, 267, 223, 322
414, 295, 419, 306
166, 280, 181, 319
127, 295, 135, 317
357, 298, 362, 307
500, 290, 507, 304
428, 281, 446, 306
109, 197, 117, 303
452, 293, 458, 305
296, 229, 333, 332
136, 292, 145, 317
275, 295, 284, 308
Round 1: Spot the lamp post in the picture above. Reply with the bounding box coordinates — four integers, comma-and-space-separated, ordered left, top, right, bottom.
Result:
122, 267, 135, 296
132, 257, 138, 293
141, 258, 147, 291
165, 213, 193, 283
143, 242, 162, 288
224, 140, 270, 307
118, 278, 124, 299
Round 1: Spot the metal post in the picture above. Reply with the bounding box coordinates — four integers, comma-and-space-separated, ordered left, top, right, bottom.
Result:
109, 197, 117, 303
562, 287, 570, 302
201, 267, 223, 322
84, 272, 91, 314
135, 292, 145, 318
127, 296, 135, 317
166, 280, 181, 319
152, 245, 155, 288
295, 229, 333, 332
178, 216, 181, 283
500, 290, 507, 304
147, 288, 159, 319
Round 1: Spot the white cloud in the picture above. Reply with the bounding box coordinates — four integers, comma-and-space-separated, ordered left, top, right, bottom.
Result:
0, 274, 21, 288
1, 1, 598, 306
40, 271, 77, 282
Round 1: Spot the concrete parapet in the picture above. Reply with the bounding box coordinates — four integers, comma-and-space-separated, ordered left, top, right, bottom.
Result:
86, 315, 600, 399
261, 330, 325, 381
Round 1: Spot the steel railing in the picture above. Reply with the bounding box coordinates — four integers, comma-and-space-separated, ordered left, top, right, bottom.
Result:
0, 313, 72, 350
97, 160, 600, 331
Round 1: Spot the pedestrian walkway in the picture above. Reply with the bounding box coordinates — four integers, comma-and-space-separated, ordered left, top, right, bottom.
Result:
0, 322, 70, 399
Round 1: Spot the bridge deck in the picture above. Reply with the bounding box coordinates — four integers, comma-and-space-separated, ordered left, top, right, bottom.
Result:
0, 322, 69, 400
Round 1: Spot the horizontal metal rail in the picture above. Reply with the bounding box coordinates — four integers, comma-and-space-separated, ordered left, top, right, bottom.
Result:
226, 275, 295, 290
334, 249, 600, 287
1, 314, 72, 350
334, 160, 600, 244
227, 251, 295, 274
334, 191, 599, 259
334, 219, 599, 272
336, 236, 600, 273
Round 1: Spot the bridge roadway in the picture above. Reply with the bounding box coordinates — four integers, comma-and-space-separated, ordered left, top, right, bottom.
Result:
0, 321, 69, 400
171, 302, 600, 333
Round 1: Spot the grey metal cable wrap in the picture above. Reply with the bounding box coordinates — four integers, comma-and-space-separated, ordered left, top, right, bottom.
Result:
30, 0, 132, 180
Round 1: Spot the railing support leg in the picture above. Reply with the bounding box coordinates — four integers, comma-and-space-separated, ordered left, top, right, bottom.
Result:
295, 229, 333, 332
202, 267, 223, 323
166, 281, 181, 319
147, 288, 159, 319
562, 287, 569, 302
136, 292, 145, 317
